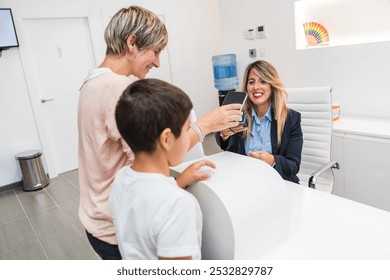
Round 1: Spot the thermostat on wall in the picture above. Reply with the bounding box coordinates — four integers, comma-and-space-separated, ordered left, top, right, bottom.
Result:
245, 28, 255, 40
256, 25, 267, 39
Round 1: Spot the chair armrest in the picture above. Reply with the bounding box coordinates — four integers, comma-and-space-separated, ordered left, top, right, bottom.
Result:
308, 161, 340, 189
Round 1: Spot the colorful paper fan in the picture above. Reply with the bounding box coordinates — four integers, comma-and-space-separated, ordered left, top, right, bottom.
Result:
303, 22, 329, 46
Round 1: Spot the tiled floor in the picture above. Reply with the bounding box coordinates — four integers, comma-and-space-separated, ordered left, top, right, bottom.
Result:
0, 169, 100, 260
0, 135, 222, 260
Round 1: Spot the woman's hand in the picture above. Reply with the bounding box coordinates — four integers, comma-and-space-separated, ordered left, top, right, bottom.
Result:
175, 159, 216, 188
196, 104, 243, 136
248, 151, 275, 166
219, 125, 247, 141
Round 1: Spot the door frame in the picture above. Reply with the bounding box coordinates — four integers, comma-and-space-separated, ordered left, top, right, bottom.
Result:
14, 8, 104, 178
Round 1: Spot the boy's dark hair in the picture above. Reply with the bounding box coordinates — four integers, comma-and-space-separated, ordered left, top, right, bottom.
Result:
115, 78, 193, 153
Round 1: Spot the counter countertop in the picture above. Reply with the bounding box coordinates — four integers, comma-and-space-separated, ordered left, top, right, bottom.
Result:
333, 116, 390, 139
172, 152, 390, 259
261, 180, 390, 259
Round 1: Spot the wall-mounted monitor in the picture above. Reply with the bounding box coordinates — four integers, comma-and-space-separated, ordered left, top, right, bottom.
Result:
0, 8, 19, 51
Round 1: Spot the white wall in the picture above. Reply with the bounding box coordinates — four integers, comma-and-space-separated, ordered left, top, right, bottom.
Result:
3, 0, 389, 187
0, 47, 42, 185
218, 0, 390, 120
0, 0, 222, 187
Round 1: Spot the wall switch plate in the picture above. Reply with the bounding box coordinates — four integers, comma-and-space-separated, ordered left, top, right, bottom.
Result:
249, 48, 257, 58
259, 48, 266, 57
256, 25, 267, 39
245, 28, 255, 40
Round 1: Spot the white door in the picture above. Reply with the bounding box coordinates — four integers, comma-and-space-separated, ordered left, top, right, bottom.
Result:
21, 16, 96, 175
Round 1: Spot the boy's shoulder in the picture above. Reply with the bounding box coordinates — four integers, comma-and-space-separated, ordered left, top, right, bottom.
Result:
114, 167, 189, 196
112, 167, 200, 216
115, 166, 174, 184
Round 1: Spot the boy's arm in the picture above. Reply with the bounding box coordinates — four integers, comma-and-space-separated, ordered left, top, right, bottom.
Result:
157, 194, 202, 260
175, 159, 216, 188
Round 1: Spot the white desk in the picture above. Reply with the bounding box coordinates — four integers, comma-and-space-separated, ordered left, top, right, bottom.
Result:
172, 151, 390, 259
262, 180, 390, 259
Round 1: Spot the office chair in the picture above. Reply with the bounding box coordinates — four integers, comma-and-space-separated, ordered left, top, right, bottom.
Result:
286, 86, 340, 193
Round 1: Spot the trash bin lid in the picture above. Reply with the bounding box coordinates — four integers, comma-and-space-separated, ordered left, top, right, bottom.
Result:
15, 150, 42, 160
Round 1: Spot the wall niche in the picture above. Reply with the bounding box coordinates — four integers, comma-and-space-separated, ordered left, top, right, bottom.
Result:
294, 0, 390, 49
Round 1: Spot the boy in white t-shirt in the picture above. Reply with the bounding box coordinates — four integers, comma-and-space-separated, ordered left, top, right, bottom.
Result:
110, 78, 216, 260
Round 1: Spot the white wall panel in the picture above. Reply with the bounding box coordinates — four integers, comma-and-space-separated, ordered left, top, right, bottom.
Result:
0, 0, 221, 187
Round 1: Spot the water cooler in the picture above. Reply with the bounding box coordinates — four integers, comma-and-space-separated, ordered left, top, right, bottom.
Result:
212, 54, 239, 105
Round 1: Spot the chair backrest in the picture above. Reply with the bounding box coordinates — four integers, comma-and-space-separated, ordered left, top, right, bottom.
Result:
286, 86, 334, 193
184, 110, 205, 162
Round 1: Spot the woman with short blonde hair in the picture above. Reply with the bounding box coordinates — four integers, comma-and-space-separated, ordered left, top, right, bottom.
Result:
104, 6, 168, 55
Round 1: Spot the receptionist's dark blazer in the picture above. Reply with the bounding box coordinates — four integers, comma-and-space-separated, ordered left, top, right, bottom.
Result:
216, 108, 303, 183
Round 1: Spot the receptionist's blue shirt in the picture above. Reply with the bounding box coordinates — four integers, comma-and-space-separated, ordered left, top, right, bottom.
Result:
245, 106, 272, 154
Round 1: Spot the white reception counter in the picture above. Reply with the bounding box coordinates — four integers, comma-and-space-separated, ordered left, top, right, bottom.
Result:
171, 151, 390, 259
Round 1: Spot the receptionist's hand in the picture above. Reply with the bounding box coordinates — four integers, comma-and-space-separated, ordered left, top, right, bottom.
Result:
248, 151, 275, 166
219, 125, 247, 141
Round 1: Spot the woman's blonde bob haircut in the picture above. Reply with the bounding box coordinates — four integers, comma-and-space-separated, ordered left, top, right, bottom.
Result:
104, 6, 168, 55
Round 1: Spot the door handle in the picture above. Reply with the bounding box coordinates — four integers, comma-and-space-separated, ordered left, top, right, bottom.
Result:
41, 98, 55, 103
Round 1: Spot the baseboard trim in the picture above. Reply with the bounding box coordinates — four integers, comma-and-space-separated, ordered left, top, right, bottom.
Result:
0, 181, 22, 192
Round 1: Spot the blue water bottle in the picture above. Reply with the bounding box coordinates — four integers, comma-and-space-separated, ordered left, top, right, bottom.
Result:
212, 53, 239, 105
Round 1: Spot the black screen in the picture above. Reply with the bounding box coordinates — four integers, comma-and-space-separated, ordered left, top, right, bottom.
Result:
222, 91, 247, 106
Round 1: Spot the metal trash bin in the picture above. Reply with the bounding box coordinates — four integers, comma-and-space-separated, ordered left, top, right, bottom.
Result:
15, 150, 49, 191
